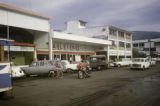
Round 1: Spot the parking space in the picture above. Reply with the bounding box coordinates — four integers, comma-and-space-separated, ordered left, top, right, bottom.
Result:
0, 64, 160, 106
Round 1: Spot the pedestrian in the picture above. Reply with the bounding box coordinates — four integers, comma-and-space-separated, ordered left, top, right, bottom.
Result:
55, 61, 64, 78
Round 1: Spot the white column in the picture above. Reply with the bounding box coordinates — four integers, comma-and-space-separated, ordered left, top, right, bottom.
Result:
125, 33, 127, 58
33, 47, 37, 61
116, 30, 119, 60
59, 52, 61, 60
131, 34, 133, 59
49, 29, 53, 60
107, 45, 110, 63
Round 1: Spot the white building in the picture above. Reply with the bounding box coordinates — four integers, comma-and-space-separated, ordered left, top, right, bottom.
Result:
35, 31, 112, 61
64, 20, 133, 61
133, 38, 160, 56
0, 3, 50, 64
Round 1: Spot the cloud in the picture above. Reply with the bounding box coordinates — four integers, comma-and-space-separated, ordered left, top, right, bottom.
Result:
0, 0, 160, 31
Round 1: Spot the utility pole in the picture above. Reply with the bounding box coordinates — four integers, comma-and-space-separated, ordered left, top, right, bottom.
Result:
148, 39, 152, 57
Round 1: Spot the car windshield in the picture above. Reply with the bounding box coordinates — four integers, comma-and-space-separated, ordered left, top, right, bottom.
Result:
133, 59, 144, 62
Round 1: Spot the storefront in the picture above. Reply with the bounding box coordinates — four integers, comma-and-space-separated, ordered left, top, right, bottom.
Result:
0, 3, 51, 64
36, 31, 112, 62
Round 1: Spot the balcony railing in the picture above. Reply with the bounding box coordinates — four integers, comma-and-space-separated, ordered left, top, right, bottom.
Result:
119, 47, 125, 50
118, 37, 125, 40
110, 46, 117, 50
109, 35, 117, 40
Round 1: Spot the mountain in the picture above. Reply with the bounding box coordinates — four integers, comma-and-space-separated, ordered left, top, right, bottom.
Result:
132, 31, 160, 40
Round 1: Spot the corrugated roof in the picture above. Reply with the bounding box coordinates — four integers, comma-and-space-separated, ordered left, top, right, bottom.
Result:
0, 3, 51, 20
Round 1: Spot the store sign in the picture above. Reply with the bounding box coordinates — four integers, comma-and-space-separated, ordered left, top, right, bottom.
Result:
53, 42, 80, 51
4, 46, 34, 52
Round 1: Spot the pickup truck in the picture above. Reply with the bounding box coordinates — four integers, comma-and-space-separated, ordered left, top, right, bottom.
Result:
113, 58, 132, 67
61, 60, 78, 72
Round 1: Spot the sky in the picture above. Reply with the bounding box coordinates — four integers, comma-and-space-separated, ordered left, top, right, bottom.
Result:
0, 0, 160, 32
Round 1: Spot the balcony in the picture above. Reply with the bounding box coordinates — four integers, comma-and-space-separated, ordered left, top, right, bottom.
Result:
110, 46, 117, 50
119, 47, 125, 50
126, 48, 132, 51
109, 35, 117, 40
118, 37, 125, 41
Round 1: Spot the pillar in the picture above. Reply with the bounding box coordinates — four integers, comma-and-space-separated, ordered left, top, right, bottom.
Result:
33, 47, 37, 61
49, 29, 53, 60
107, 45, 110, 63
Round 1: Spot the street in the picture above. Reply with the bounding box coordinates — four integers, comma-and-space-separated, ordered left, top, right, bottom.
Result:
1, 64, 160, 106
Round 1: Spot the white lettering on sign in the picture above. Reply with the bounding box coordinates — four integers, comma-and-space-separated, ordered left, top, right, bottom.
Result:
53, 42, 80, 51
4, 46, 34, 52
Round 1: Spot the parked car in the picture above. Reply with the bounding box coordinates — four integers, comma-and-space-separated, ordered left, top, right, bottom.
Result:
146, 56, 156, 66
11, 63, 28, 78
113, 58, 132, 67
130, 58, 150, 70
21, 60, 64, 76
89, 55, 108, 70
61, 60, 78, 72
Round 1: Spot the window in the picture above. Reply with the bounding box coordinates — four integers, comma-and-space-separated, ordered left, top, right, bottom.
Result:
139, 43, 144, 47
155, 42, 160, 46
126, 33, 131, 39
118, 31, 124, 38
119, 42, 125, 47
143, 48, 155, 51
126, 43, 131, 48
110, 40, 116, 46
109, 28, 117, 35
133, 43, 138, 47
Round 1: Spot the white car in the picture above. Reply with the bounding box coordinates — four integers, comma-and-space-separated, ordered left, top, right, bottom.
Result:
61, 60, 78, 72
113, 58, 132, 67
147, 57, 156, 66
130, 58, 150, 70
11, 63, 28, 78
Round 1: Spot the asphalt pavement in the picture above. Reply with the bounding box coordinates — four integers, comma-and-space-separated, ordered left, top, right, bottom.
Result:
0, 64, 160, 106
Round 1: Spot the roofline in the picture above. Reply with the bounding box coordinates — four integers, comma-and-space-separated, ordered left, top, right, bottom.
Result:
53, 31, 112, 45
76, 24, 132, 34
0, 3, 51, 20
108, 25, 132, 34
133, 38, 160, 42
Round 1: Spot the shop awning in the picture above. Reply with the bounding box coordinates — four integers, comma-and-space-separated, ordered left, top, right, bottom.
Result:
0, 39, 14, 46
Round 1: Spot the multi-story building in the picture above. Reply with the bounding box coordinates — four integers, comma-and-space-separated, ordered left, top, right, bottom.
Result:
133, 38, 160, 56
64, 20, 133, 61
35, 31, 112, 61
0, 3, 50, 65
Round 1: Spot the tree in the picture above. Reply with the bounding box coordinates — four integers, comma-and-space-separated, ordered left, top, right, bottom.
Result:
132, 48, 146, 58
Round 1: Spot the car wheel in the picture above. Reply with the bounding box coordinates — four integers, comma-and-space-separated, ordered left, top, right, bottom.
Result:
117, 64, 121, 67
48, 71, 55, 78
66, 68, 72, 73
142, 66, 145, 71
78, 71, 84, 79
97, 66, 101, 70
0, 90, 14, 100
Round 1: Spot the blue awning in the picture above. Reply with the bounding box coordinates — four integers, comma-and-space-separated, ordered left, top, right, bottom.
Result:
0, 40, 14, 46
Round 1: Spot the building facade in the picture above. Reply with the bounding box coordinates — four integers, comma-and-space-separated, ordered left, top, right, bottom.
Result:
0, 3, 50, 65
35, 31, 112, 61
133, 38, 160, 56
64, 20, 133, 61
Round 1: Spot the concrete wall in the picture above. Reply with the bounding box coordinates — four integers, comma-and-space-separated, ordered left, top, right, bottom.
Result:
0, 9, 50, 32
34, 32, 49, 51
